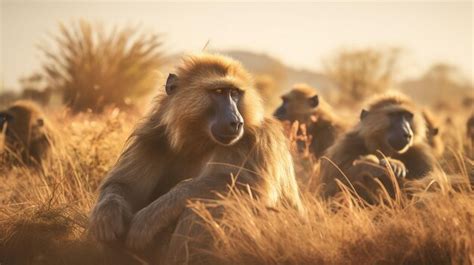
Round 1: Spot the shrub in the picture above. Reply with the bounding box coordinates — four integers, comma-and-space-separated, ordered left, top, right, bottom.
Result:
40, 20, 166, 112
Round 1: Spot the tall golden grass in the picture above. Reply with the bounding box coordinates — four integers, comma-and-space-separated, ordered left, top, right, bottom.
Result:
0, 104, 472, 265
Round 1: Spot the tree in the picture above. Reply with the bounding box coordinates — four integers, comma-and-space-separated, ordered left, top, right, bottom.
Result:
324, 47, 402, 104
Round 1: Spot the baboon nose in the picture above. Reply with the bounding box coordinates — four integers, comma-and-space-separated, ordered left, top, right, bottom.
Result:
230, 121, 243, 133
403, 133, 412, 141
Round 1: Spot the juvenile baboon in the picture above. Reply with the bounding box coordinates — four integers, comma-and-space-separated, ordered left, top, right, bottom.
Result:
0, 100, 51, 165
274, 83, 347, 158
319, 92, 437, 202
422, 109, 444, 157
89, 53, 303, 264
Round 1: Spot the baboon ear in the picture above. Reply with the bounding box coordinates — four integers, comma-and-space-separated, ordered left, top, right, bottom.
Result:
309, 95, 319, 108
37, 118, 44, 127
360, 109, 369, 120
165, 73, 178, 95
432, 127, 439, 136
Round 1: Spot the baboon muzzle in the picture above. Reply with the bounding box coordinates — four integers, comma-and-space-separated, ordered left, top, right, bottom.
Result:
210, 95, 244, 146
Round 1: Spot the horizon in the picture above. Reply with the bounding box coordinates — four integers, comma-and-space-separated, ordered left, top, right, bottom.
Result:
1, 1, 472, 90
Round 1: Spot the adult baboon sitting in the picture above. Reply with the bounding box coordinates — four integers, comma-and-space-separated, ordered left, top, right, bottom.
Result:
319, 92, 437, 202
89, 53, 304, 264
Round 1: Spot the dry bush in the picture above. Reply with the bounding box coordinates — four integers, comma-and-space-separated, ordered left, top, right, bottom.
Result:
325, 47, 402, 105
40, 20, 166, 112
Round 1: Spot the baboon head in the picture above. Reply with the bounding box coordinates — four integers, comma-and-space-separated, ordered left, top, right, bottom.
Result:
358, 93, 425, 155
160, 54, 264, 149
2, 105, 45, 144
274, 84, 319, 124
0, 101, 48, 151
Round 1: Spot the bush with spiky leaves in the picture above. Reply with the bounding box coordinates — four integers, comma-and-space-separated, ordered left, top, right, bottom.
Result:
41, 20, 165, 112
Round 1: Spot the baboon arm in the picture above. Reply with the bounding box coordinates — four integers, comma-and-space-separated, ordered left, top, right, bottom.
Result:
350, 155, 409, 181
90, 142, 166, 242
98, 141, 166, 210
349, 155, 386, 180
126, 175, 231, 249
401, 144, 436, 179
322, 156, 382, 198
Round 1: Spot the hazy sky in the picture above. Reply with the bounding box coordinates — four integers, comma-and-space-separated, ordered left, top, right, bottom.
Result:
1, 1, 472, 89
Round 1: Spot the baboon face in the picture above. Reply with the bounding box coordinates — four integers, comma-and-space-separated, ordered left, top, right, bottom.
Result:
274, 89, 319, 123
207, 86, 244, 145
361, 108, 414, 154
385, 110, 414, 152
165, 72, 245, 146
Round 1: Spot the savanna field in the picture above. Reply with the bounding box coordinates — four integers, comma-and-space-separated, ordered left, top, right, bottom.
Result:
1, 93, 473, 265
1, 15, 474, 265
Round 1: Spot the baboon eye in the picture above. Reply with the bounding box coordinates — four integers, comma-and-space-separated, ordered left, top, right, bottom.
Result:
230, 89, 242, 100
213, 88, 224, 94
404, 112, 414, 120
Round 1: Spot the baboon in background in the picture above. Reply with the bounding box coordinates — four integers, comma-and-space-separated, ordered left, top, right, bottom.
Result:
422, 109, 444, 157
89, 53, 303, 264
0, 100, 52, 165
319, 92, 437, 202
274, 83, 347, 158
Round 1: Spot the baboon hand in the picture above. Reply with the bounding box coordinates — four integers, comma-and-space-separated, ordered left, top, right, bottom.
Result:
126, 207, 159, 250
89, 197, 131, 242
380, 158, 407, 179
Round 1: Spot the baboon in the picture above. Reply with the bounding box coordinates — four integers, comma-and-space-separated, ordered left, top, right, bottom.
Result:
88, 53, 303, 264
274, 83, 347, 158
422, 109, 444, 157
0, 100, 51, 165
319, 92, 437, 202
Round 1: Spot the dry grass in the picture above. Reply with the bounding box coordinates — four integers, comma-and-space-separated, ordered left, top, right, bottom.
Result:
0, 104, 473, 265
